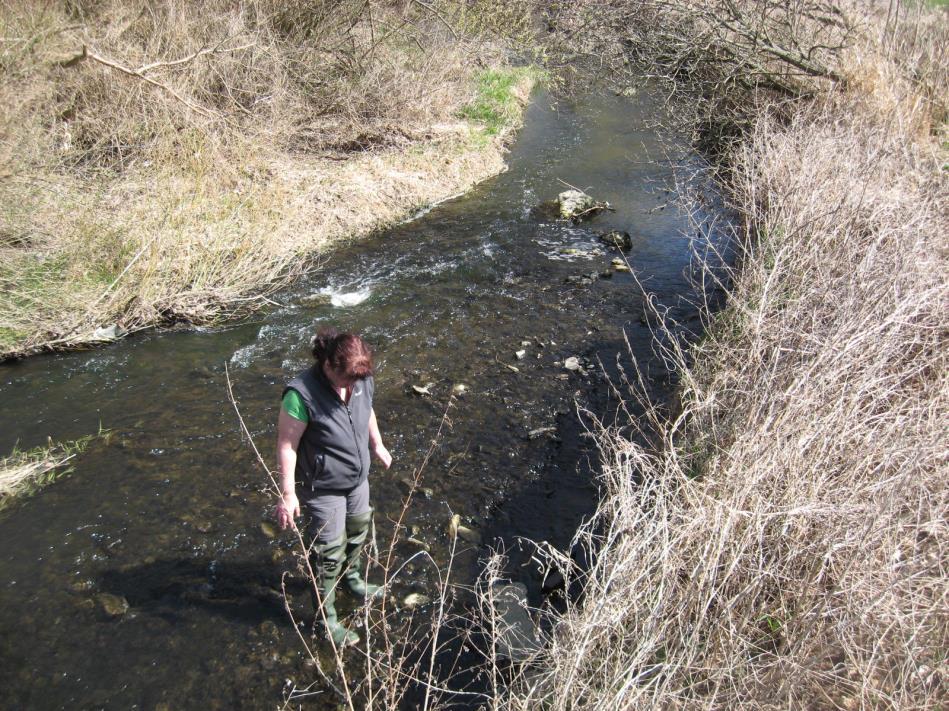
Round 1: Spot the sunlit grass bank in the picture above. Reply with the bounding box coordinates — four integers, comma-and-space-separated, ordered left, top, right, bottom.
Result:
0, 1, 535, 359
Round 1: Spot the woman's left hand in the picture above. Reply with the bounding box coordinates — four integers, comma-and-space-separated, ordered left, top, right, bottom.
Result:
373, 443, 393, 469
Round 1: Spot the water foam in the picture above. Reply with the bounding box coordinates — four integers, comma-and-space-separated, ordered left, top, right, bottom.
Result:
323, 288, 371, 307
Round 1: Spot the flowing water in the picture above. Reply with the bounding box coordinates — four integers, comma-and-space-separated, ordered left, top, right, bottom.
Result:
0, 89, 725, 708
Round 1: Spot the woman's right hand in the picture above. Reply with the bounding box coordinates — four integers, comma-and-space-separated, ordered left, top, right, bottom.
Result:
275, 491, 300, 531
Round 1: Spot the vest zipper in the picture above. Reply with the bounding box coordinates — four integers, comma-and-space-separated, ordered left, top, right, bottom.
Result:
322, 369, 364, 478
345, 404, 364, 475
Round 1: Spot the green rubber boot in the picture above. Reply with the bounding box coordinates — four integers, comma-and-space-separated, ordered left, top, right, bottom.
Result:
312, 534, 359, 647
343, 511, 384, 600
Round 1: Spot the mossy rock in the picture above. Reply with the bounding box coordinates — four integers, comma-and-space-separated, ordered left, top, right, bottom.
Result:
96, 593, 129, 618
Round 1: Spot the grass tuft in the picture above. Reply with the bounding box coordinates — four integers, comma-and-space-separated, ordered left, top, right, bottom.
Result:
0, 431, 105, 508
459, 67, 538, 136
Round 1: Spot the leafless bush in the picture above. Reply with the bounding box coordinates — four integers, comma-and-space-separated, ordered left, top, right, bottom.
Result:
544, 0, 861, 151
1, 0, 527, 170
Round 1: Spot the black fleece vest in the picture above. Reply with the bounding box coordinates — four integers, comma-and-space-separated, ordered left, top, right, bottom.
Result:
284, 366, 374, 491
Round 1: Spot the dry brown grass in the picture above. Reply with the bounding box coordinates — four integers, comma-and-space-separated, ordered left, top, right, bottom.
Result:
0, 0, 535, 358
487, 2, 948, 709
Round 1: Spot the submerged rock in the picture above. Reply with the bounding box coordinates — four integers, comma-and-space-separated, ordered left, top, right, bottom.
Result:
448, 513, 481, 543
194, 519, 213, 534
297, 293, 333, 307
529, 200, 561, 221
457, 525, 481, 543
406, 536, 431, 552
398, 477, 433, 499
91, 324, 126, 342
97, 593, 129, 618
403, 592, 431, 610
489, 582, 543, 661
564, 273, 599, 286
528, 426, 557, 440
598, 230, 632, 250
251, 586, 285, 609
260, 521, 278, 539
70, 579, 96, 594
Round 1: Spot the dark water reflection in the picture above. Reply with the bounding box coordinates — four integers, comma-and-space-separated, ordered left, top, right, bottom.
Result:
0, 89, 725, 708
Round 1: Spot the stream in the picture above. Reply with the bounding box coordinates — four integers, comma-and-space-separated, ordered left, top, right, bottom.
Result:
0, 88, 725, 709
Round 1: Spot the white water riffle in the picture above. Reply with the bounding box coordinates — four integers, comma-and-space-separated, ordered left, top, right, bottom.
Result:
322, 287, 372, 307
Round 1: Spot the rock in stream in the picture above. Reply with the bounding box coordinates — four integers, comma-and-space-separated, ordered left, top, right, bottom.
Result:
556, 190, 610, 222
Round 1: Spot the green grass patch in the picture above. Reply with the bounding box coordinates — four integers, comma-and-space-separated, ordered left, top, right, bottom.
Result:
0, 429, 108, 509
0, 326, 24, 351
459, 66, 538, 136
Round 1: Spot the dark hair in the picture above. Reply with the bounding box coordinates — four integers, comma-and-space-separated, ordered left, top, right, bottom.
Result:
312, 328, 374, 379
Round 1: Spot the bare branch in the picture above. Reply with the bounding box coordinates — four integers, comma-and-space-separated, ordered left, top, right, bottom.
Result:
136, 39, 257, 75
410, 0, 458, 39
70, 45, 228, 123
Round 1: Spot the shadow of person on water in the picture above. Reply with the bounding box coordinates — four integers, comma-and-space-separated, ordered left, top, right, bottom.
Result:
97, 556, 307, 627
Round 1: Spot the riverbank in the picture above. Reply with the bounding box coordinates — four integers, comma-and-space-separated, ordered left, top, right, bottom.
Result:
497, 2, 947, 709
0, 1, 534, 360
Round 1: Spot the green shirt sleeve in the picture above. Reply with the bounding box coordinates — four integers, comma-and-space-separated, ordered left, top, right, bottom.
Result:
282, 389, 309, 422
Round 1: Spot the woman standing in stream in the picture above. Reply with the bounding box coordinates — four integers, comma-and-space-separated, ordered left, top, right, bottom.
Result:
275, 328, 393, 646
